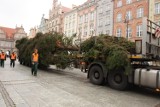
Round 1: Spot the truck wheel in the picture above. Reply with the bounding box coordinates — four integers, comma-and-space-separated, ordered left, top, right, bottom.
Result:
89, 66, 104, 85
108, 70, 128, 90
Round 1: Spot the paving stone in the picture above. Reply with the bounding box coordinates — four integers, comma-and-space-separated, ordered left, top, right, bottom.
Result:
0, 59, 159, 107
0, 93, 6, 107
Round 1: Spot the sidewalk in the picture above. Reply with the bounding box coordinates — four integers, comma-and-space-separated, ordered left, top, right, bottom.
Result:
0, 60, 96, 107
0, 59, 56, 107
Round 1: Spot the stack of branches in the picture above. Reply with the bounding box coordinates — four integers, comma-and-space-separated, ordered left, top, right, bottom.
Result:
16, 32, 78, 69
81, 34, 135, 74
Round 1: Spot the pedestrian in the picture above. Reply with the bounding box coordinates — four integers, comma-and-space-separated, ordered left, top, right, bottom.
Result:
10, 52, 17, 67
0, 51, 2, 66
0, 50, 2, 67
31, 49, 39, 76
0, 51, 6, 67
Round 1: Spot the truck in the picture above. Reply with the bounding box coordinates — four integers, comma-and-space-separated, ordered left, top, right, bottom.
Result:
81, 17, 160, 91
16, 18, 160, 92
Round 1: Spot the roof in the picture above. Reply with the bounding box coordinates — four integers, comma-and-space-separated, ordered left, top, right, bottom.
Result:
62, 6, 71, 13
0, 27, 16, 39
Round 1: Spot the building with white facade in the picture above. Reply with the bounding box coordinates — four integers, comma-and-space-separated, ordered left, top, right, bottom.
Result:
77, 0, 98, 41
64, 5, 78, 38
28, 27, 37, 39
38, 14, 48, 34
96, 0, 113, 36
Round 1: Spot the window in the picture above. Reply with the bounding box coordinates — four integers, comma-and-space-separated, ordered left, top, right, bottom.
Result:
52, 22, 54, 26
99, 7, 103, 14
106, 11, 110, 15
106, 5, 111, 11
117, 13, 122, 22
90, 12, 94, 21
80, 16, 83, 24
84, 26, 88, 36
126, 11, 132, 20
55, 27, 57, 32
99, 31, 103, 35
73, 14, 75, 19
79, 28, 82, 36
137, 8, 143, 18
106, 17, 110, 25
117, 0, 122, 7
106, 30, 110, 35
68, 30, 71, 36
155, 3, 160, 14
85, 14, 88, 22
98, 19, 103, 27
156, 21, 160, 26
69, 16, 72, 20
72, 29, 74, 35
72, 21, 75, 27
126, 27, 132, 38
136, 24, 142, 37
126, 0, 132, 4
90, 25, 94, 36
116, 28, 121, 37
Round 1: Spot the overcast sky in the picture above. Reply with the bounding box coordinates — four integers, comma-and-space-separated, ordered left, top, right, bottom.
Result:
0, 0, 86, 34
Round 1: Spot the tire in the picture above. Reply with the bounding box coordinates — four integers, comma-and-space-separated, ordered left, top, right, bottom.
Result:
89, 65, 104, 85
108, 69, 128, 91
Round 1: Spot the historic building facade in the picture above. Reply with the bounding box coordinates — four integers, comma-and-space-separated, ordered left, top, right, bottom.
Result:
154, 0, 160, 25
28, 27, 37, 39
149, 0, 160, 25
113, 0, 149, 41
38, 14, 48, 34
48, 0, 71, 33
77, 0, 97, 41
0, 26, 27, 52
96, 0, 113, 36
64, 5, 78, 38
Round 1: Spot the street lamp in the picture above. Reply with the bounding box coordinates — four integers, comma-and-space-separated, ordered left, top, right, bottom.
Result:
124, 13, 129, 40
78, 29, 82, 54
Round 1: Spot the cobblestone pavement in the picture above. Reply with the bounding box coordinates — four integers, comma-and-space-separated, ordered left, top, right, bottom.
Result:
0, 59, 160, 107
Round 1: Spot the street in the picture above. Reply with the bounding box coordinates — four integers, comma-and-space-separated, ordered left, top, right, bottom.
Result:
0, 59, 159, 107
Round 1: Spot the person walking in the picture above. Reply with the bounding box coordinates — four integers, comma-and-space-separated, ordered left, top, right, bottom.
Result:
1, 51, 6, 67
31, 49, 39, 76
0, 50, 2, 67
10, 52, 17, 67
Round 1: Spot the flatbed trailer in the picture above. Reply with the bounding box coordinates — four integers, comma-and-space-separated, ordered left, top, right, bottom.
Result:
83, 17, 160, 91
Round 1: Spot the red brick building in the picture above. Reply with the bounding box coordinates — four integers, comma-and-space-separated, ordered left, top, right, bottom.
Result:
113, 0, 149, 41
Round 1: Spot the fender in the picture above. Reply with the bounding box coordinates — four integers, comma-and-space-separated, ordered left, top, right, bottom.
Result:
87, 61, 108, 78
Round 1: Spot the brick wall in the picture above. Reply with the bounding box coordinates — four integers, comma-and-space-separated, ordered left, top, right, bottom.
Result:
113, 0, 149, 41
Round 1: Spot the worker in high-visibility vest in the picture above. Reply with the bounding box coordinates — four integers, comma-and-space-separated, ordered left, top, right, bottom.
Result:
31, 49, 39, 76
0, 50, 2, 67
0, 51, 6, 67
10, 52, 17, 67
